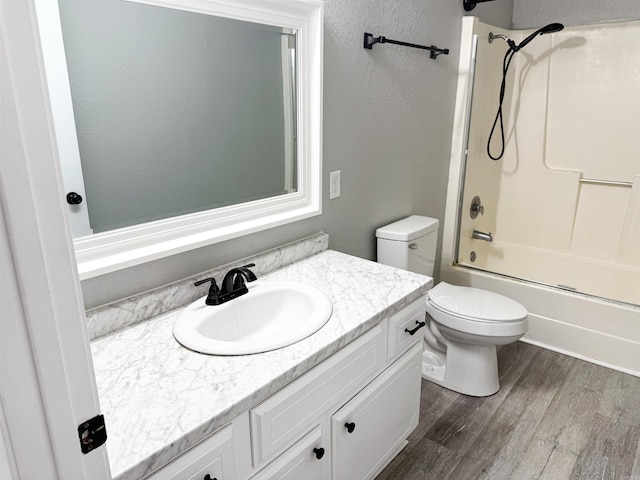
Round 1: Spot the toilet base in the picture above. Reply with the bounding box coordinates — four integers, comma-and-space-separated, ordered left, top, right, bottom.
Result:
421, 349, 446, 382
421, 341, 500, 397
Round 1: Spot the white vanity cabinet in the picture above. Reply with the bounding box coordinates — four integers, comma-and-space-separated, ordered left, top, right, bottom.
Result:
144, 297, 426, 480
145, 423, 238, 480
330, 343, 422, 480
248, 323, 387, 469
249, 426, 325, 480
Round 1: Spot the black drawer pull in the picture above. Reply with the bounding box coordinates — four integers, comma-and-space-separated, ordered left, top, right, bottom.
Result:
203, 475, 217, 480
404, 320, 426, 335
344, 422, 356, 433
313, 447, 325, 460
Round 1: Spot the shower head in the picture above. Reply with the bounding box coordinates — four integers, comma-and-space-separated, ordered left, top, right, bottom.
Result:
488, 23, 564, 52
486, 22, 564, 161
514, 23, 564, 51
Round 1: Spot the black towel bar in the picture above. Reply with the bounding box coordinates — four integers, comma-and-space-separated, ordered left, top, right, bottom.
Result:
363, 32, 449, 59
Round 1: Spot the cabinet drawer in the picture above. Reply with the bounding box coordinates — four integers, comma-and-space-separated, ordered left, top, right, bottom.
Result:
250, 426, 325, 480
145, 423, 235, 480
250, 323, 386, 467
331, 343, 423, 480
386, 297, 427, 361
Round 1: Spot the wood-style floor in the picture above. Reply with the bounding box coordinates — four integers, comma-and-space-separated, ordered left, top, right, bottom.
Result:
376, 342, 640, 480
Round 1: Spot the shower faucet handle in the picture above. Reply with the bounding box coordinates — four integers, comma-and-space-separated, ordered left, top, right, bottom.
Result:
470, 196, 484, 219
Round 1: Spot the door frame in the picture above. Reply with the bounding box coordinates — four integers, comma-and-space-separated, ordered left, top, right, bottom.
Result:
0, 0, 110, 477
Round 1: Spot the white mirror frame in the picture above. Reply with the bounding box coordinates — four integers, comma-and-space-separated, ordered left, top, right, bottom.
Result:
37, 0, 323, 280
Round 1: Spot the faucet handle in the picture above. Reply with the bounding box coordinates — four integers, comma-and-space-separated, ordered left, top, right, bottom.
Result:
237, 263, 257, 282
194, 277, 214, 287
194, 277, 222, 305
470, 196, 484, 219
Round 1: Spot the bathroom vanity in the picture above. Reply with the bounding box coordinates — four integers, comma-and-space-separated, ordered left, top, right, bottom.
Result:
90, 244, 431, 480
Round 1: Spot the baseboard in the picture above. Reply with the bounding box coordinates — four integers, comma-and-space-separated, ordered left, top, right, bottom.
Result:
521, 313, 640, 378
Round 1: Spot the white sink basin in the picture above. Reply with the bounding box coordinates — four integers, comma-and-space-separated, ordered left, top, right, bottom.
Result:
173, 281, 333, 355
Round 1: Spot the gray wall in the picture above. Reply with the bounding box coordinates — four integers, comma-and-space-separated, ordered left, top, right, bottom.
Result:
81, 0, 493, 309
513, 0, 640, 29
60, 0, 287, 233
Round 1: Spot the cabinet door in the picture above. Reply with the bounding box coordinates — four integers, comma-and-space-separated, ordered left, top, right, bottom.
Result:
250, 323, 386, 467
331, 343, 422, 480
145, 423, 235, 480
251, 426, 325, 480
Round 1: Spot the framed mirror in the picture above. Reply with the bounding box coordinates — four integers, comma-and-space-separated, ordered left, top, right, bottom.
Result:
37, 0, 323, 279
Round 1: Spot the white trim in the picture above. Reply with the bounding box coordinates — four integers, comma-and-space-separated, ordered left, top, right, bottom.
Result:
0, 208, 61, 479
282, 33, 296, 193
0, 0, 110, 477
40, 0, 323, 280
442, 16, 477, 271
74, 194, 320, 279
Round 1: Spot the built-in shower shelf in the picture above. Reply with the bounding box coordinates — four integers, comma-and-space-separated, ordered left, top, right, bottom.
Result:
579, 178, 633, 187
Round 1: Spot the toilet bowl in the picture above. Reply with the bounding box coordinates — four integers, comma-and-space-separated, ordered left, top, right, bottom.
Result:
422, 282, 528, 396
376, 215, 529, 397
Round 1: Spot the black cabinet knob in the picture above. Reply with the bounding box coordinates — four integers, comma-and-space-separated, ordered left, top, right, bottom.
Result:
203, 475, 217, 480
66, 192, 83, 205
313, 447, 325, 460
344, 422, 356, 433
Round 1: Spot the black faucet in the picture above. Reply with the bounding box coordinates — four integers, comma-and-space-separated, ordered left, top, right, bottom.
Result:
194, 263, 257, 306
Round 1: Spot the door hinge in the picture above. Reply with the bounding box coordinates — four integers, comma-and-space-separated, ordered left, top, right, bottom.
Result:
77, 414, 107, 454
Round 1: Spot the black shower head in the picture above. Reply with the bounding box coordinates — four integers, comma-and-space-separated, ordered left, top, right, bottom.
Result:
512, 23, 564, 51
539, 23, 565, 34
486, 22, 565, 161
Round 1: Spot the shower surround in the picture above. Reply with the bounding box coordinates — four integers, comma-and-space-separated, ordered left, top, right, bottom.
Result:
442, 17, 640, 376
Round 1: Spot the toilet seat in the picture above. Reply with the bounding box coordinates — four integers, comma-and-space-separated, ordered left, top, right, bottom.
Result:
426, 282, 528, 337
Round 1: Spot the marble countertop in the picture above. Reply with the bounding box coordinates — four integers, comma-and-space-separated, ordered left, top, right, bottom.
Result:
91, 250, 432, 480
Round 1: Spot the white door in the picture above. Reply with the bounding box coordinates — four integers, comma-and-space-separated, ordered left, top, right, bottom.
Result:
0, 0, 111, 478
34, 0, 93, 237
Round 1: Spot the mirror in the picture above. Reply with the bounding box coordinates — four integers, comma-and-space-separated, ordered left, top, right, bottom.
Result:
59, 0, 299, 235
38, 0, 323, 279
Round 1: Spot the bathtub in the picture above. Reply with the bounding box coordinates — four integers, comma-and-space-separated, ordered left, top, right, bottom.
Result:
460, 241, 639, 307
441, 17, 640, 377
441, 259, 639, 377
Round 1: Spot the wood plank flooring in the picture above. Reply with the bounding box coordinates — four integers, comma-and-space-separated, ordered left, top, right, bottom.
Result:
376, 342, 640, 480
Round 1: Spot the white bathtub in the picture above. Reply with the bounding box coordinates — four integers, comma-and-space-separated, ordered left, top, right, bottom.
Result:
441, 261, 640, 377
442, 17, 640, 377
461, 241, 639, 306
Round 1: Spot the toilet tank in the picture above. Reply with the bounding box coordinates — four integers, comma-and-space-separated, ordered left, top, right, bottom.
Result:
376, 215, 439, 277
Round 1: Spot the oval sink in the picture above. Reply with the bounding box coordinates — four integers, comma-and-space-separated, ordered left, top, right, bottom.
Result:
173, 281, 333, 355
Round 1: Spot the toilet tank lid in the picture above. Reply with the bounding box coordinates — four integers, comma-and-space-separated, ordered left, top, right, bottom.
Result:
376, 215, 439, 241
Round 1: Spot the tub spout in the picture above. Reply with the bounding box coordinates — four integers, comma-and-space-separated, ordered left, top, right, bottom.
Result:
472, 230, 493, 242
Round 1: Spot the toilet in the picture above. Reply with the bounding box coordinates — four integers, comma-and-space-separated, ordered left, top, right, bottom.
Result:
376, 215, 528, 397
